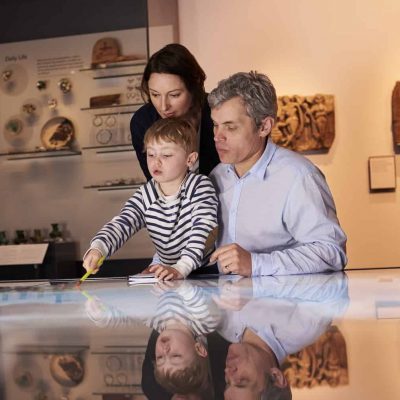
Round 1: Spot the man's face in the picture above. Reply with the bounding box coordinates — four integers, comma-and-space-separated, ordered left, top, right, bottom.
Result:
211, 97, 269, 177
224, 343, 268, 399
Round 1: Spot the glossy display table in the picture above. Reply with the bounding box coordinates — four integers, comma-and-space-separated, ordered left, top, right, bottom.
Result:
0, 268, 399, 399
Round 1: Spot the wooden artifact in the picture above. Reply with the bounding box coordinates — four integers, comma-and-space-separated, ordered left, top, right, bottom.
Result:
89, 94, 121, 108
271, 94, 335, 152
391, 82, 400, 146
282, 325, 348, 389
91, 37, 140, 67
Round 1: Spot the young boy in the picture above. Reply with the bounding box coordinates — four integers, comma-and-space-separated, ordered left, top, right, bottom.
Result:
83, 118, 218, 280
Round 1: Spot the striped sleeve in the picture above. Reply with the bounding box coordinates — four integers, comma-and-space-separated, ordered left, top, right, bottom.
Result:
90, 187, 147, 257
176, 174, 218, 274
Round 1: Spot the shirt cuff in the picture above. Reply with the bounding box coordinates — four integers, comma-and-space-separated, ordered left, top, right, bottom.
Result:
250, 253, 276, 277
150, 252, 161, 266
172, 256, 195, 278
85, 239, 108, 260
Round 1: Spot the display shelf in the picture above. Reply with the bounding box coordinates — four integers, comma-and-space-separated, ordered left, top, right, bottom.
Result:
80, 60, 146, 80
80, 103, 143, 112
79, 59, 147, 72
13, 345, 89, 355
90, 110, 134, 117
0, 148, 81, 161
83, 183, 142, 192
82, 144, 133, 154
93, 71, 143, 80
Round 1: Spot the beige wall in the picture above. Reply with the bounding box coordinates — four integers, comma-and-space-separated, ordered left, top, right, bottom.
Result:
178, 0, 400, 269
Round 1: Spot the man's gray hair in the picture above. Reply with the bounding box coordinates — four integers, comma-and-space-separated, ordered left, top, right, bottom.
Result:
208, 71, 278, 128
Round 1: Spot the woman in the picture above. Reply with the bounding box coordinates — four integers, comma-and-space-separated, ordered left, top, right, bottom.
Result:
130, 43, 219, 180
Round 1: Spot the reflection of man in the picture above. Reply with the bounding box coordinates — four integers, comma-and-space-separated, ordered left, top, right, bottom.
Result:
208, 72, 347, 277
215, 272, 349, 399
224, 330, 290, 399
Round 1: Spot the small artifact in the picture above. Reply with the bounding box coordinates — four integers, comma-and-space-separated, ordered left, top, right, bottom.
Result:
96, 129, 112, 145
0, 231, 9, 245
91, 37, 140, 67
49, 122, 72, 145
0, 64, 29, 95
58, 78, 72, 94
92, 37, 121, 66
48, 98, 58, 109
22, 103, 36, 115
14, 230, 28, 244
49, 223, 63, 242
5, 118, 23, 135
2, 69, 12, 81
90, 94, 121, 108
49, 354, 84, 387
105, 115, 117, 127
40, 117, 74, 150
36, 80, 47, 90
92, 115, 103, 127
31, 229, 44, 243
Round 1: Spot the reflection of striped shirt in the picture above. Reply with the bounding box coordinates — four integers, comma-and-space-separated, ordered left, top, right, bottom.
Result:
91, 173, 218, 277
148, 284, 220, 337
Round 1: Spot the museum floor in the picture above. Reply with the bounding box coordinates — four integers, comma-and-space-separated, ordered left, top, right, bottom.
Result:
0, 268, 399, 399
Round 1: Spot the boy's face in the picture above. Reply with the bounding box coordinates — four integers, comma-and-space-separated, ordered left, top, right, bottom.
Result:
146, 139, 197, 194
155, 329, 206, 375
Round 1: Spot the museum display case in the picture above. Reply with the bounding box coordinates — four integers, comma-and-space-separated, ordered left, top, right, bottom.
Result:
0, 269, 399, 399
0, 0, 180, 266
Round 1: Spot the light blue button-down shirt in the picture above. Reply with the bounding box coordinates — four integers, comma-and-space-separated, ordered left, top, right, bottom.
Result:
217, 272, 349, 364
210, 137, 347, 276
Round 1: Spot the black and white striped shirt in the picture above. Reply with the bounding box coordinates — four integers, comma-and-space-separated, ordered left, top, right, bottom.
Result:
91, 172, 218, 277
148, 283, 220, 337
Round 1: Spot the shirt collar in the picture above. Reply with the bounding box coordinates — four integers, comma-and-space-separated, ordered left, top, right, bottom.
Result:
226, 136, 278, 180
154, 173, 190, 202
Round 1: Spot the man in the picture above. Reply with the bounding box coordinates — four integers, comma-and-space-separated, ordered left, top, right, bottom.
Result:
217, 272, 349, 399
208, 72, 347, 276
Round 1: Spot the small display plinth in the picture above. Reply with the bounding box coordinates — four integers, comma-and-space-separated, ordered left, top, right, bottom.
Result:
0, 242, 78, 280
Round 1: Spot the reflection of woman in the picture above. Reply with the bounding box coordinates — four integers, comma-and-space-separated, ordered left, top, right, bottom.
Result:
130, 43, 219, 180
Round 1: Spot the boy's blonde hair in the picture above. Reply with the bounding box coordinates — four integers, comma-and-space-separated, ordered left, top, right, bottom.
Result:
154, 355, 211, 395
144, 118, 197, 153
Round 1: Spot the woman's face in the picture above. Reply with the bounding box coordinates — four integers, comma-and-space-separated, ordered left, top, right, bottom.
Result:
148, 73, 193, 118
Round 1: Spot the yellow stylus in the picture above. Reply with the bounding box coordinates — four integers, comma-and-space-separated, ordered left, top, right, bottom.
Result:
76, 256, 105, 287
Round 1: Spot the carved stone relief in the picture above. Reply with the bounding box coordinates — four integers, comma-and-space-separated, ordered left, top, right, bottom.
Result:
282, 326, 348, 389
271, 94, 335, 152
391, 81, 400, 147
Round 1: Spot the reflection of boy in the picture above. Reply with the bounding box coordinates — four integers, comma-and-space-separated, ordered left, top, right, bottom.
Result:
83, 280, 219, 398
83, 118, 218, 280
149, 281, 219, 396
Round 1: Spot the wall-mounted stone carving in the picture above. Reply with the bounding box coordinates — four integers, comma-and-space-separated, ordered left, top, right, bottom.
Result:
282, 326, 348, 389
391, 81, 400, 147
271, 94, 335, 152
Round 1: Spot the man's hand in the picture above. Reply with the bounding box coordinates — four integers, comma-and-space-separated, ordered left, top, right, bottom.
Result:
210, 243, 252, 277
148, 264, 183, 281
212, 278, 253, 310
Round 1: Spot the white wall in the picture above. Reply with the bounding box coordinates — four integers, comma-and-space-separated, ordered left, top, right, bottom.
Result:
178, 0, 400, 269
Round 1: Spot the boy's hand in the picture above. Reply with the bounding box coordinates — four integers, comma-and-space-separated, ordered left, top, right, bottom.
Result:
82, 249, 103, 274
149, 264, 183, 281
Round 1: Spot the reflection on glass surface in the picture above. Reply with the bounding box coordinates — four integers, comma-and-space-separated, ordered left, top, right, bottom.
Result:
0, 272, 351, 399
